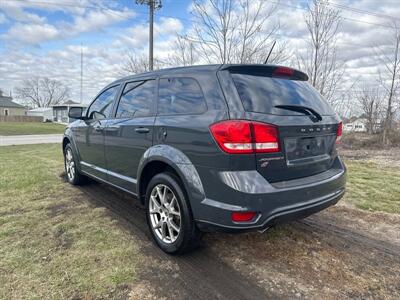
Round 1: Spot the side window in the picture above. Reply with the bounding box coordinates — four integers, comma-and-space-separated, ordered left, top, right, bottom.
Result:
116, 80, 155, 118
158, 77, 206, 115
87, 85, 119, 119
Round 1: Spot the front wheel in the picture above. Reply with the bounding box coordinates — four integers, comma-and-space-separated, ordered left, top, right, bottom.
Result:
64, 144, 87, 185
145, 172, 201, 254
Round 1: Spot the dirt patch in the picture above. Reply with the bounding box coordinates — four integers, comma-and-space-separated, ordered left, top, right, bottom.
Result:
77, 181, 272, 300
323, 204, 400, 247
128, 281, 159, 300
53, 164, 400, 299
339, 147, 400, 168
0, 207, 25, 217
46, 203, 70, 218
52, 224, 73, 250
73, 181, 400, 299
206, 205, 400, 299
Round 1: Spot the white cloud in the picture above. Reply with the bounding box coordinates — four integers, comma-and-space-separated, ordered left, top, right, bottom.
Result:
0, 1, 46, 24
69, 8, 135, 35
3, 23, 60, 45
155, 17, 184, 36
0, 1, 136, 46
1, 0, 400, 116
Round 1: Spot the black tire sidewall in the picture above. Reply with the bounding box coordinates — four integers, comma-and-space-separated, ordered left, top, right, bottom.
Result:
145, 172, 195, 254
64, 144, 79, 185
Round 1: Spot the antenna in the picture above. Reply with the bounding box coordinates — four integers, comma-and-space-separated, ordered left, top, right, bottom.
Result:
264, 40, 276, 64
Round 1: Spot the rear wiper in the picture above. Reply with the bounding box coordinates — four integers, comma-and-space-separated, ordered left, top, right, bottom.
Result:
274, 105, 322, 122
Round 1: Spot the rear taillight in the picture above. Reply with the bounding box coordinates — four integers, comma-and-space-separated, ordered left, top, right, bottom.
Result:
336, 121, 342, 144
209, 120, 280, 154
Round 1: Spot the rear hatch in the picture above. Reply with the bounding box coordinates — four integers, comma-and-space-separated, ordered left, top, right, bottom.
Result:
226, 65, 341, 183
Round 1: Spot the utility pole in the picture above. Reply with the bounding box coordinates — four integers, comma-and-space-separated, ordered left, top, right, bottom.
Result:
80, 42, 83, 103
136, 0, 162, 71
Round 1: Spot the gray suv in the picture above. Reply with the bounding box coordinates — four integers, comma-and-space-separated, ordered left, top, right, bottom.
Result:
63, 64, 346, 254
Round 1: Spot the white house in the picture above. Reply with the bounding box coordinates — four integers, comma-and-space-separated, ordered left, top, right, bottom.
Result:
27, 107, 53, 122
52, 100, 87, 123
343, 118, 368, 132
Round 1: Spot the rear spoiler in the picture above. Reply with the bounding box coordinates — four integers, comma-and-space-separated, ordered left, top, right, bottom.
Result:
220, 64, 309, 81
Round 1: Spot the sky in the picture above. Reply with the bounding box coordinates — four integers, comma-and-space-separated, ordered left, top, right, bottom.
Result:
1, 0, 400, 112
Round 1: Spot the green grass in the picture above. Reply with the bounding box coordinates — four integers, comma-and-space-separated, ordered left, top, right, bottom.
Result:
344, 160, 400, 214
0, 122, 65, 135
0, 144, 141, 299
0, 145, 398, 298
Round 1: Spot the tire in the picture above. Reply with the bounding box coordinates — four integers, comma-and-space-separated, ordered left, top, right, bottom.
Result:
64, 143, 87, 185
145, 172, 201, 254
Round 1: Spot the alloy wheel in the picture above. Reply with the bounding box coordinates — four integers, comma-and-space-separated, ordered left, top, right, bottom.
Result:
149, 184, 181, 244
65, 148, 75, 181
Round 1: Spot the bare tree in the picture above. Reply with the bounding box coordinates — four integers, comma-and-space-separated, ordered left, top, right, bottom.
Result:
167, 35, 197, 67
356, 87, 383, 134
376, 22, 400, 144
15, 77, 70, 108
122, 51, 165, 74
190, 0, 289, 64
298, 0, 344, 103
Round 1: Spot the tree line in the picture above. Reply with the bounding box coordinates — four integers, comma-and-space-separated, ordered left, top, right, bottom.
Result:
14, 0, 399, 144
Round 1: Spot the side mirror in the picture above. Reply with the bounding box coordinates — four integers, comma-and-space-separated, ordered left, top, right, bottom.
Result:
68, 107, 85, 119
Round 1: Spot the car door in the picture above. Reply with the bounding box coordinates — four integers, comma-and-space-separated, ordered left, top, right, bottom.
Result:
74, 84, 120, 180
104, 79, 156, 193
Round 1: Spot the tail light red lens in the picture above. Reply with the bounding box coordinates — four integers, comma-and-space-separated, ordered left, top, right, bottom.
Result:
252, 122, 280, 153
231, 211, 257, 222
336, 121, 342, 143
272, 66, 294, 78
210, 120, 280, 154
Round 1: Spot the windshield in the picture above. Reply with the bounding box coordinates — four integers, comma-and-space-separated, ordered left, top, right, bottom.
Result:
231, 73, 335, 116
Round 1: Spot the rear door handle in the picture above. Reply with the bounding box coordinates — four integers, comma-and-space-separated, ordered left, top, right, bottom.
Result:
94, 125, 104, 132
106, 125, 120, 132
135, 127, 150, 134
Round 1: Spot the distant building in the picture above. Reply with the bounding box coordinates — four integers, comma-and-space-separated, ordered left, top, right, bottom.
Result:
343, 118, 368, 133
27, 107, 53, 122
0, 91, 26, 116
52, 100, 87, 123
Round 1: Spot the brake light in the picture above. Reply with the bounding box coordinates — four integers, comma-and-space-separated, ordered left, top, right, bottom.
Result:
231, 211, 256, 222
336, 121, 342, 143
272, 66, 294, 78
209, 120, 280, 154
252, 122, 280, 153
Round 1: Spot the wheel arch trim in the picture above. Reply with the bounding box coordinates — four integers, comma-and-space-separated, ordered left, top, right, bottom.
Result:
137, 144, 205, 210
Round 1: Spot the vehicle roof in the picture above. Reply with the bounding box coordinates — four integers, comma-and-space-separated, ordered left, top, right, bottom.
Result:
113, 64, 222, 85
108, 64, 307, 87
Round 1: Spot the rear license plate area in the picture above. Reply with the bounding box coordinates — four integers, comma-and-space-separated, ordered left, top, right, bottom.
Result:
284, 135, 335, 163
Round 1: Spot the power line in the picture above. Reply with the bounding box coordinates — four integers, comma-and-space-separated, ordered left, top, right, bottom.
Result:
263, 0, 395, 29
3, 0, 140, 21
1, 0, 396, 56
5, 0, 397, 30
329, 1, 400, 23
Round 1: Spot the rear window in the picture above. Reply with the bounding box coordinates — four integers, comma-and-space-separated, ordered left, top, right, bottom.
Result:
231, 73, 335, 116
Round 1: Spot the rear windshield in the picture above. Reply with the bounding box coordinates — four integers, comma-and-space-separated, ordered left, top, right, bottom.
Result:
231, 73, 335, 116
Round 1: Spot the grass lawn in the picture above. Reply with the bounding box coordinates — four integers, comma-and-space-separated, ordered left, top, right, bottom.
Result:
344, 160, 400, 214
0, 144, 141, 299
0, 145, 398, 298
0, 122, 66, 135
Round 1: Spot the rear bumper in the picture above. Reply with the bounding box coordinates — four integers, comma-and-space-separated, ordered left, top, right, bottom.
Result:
194, 157, 346, 233
196, 187, 344, 232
